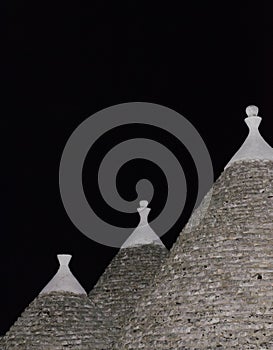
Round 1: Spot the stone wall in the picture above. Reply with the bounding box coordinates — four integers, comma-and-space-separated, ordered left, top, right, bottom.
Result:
116, 160, 273, 350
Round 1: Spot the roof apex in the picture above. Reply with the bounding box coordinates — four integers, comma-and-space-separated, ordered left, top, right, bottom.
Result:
121, 200, 165, 249
40, 254, 87, 295
225, 105, 273, 169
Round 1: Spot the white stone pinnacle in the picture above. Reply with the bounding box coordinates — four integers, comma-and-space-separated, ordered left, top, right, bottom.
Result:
40, 254, 87, 295
121, 200, 165, 249
225, 105, 273, 169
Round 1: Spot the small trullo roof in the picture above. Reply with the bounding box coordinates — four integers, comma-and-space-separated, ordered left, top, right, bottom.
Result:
116, 106, 273, 350
1, 255, 111, 350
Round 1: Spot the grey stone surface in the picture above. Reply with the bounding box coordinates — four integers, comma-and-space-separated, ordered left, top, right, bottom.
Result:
116, 160, 273, 350
1, 292, 111, 350
182, 187, 214, 234
89, 244, 168, 347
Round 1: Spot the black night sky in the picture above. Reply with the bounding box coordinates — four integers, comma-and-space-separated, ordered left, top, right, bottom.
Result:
2, 1, 273, 335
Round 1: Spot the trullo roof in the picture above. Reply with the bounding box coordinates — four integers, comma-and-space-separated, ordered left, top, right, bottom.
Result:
1, 255, 111, 350
116, 106, 273, 350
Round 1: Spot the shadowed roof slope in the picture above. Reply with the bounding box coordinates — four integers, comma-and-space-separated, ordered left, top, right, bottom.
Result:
89, 200, 168, 347
116, 106, 273, 350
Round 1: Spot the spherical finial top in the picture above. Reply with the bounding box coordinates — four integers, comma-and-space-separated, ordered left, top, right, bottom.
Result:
139, 200, 149, 208
246, 105, 259, 117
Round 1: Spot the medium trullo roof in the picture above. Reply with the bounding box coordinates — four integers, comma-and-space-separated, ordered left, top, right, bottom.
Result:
88, 200, 168, 347
1, 255, 111, 350
116, 106, 273, 350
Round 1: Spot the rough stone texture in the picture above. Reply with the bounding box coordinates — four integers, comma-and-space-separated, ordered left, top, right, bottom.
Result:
89, 244, 168, 347
1, 292, 111, 350
116, 160, 273, 350
182, 187, 214, 234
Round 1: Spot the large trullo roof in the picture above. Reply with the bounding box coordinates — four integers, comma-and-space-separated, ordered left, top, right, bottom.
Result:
116, 106, 273, 350
88, 200, 168, 347
1, 255, 110, 350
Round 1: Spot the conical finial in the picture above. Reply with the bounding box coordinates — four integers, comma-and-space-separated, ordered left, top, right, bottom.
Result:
40, 254, 87, 295
121, 200, 165, 249
57, 254, 71, 266
246, 105, 259, 117
225, 105, 273, 168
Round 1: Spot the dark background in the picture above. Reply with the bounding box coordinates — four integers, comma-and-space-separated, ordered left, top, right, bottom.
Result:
1, 1, 273, 335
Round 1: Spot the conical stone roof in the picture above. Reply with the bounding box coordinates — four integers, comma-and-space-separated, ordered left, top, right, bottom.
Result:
116, 106, 273, 350
1, 255, 111, 350
88, 200, 168, 347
